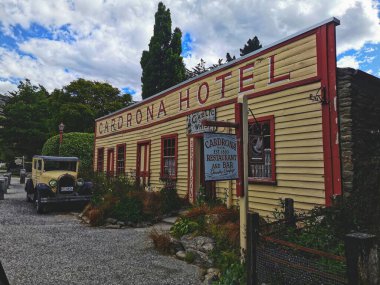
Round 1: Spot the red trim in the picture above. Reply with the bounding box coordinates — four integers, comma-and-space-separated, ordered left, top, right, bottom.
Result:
106, 148, 115, 176
96, 76, 320, 140
160, 134, 178, 180
235, 103, 244, 197
96, 28, 321, 123
136, 140, 151, 185
96, 147, 104, 172
318, 23, 342, 206
116, 143, 126, 176
187, 136, 190, 200
93, 123, 97, 171
248, 115, 276, 183
326, 23, 342, 198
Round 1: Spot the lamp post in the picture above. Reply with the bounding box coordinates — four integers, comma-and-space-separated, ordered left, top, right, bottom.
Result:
59, 122, 65, 144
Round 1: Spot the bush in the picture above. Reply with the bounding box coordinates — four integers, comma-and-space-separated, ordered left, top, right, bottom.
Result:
160, 187, 180, 214
111, 193, 143, 223
142, 191, 162, 219
170, 217, 199, 238
149, 228, 172, 254
184, 251, 195, 263
41, 132, 94, 173
215, 262, 246, 285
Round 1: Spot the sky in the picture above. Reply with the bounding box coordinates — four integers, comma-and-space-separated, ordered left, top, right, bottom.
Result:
0, 0, 379, 101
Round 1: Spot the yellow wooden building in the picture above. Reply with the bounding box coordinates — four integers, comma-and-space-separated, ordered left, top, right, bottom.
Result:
94, 18, 342, 218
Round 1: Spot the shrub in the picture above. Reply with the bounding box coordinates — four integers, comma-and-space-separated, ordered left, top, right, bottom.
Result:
208, 206, 239, 224
170, 217, 199, 238
88, 207, 104, 226
216, 262, 246, 285
41, 132, 94, 173
142, 191, 162, 219
149, 228, 172, 254
111, 193, 143, 223
160, 187, 180, 214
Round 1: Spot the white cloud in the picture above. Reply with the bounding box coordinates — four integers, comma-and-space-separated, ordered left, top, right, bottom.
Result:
337, 55, 361, 69
0, 0, 378, 101
0, 80, 18, 95
366, 69, 373, 74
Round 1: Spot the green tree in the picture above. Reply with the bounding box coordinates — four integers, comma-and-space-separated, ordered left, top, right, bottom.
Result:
48, 79, 132, 134
140, 2, 186, 99
240, 36, 262, 56
226, 52, 236, 62
0, 80, 50, 161
42, 132, 94, 172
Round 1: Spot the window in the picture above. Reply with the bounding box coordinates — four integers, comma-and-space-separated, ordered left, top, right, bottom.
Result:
97, 148, 104, 172
116, 144, 126, 175
161, 134, 178, 179
248, 116, 276, 183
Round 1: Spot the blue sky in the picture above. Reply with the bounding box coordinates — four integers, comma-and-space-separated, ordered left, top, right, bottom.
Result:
0, 0, 379, 100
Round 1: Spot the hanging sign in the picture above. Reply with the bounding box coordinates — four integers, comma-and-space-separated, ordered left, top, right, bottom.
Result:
203, 132, 238, 181
187, 108, 216, 134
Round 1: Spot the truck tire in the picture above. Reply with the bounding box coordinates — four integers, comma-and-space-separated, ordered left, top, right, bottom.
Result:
36, 191, 44, 214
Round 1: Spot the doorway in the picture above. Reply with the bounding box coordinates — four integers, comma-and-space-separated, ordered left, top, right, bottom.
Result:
192, 136, 216, 202
136, 141, 150, 187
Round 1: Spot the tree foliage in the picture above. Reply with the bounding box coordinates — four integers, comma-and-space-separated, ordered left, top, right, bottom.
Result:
42, 132, 94, 172
240, 36, 262, 56
0, 78, 131, 163
48, 78, 132, 134
0, 80, 50, 161
140, 2, 186, 99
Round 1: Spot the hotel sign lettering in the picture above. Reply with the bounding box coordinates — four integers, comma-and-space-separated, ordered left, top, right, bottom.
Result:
203, 133, 238, 181
96, 33, 318, 137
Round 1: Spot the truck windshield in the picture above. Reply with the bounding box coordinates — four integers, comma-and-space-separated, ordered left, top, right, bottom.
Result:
44, 161, 77, 172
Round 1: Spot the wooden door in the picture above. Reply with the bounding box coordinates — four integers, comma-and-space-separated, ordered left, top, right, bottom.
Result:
107, 148, 115, 176
136, 141, 150, 186
199, 137, 216, 202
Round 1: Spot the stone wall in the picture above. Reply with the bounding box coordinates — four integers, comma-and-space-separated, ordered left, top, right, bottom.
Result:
337, 68, 380, 198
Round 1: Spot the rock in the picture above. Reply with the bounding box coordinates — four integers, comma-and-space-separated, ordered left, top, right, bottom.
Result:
117, 221, 125, 226
170, 237, 184, 252
180, 235, 215, 253
176, 251, 186, 259
203, 272, 219, 285
179, 235, 215, 267
127, 221, 135, 227
105, 224, 121, 229
106, 218, 118, 224
186, 249, 213, 267
82, 217, 90, 224
207, 268, 220, 275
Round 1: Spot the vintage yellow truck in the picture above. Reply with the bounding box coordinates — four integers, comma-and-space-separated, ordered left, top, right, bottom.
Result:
25, 155, 92, 213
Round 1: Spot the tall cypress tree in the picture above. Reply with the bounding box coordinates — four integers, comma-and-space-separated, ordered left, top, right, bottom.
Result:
240, 36, 262, 56
140, 2, 186, 99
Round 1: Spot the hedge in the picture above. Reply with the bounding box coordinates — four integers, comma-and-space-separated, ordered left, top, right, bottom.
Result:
41, 132, 94, 172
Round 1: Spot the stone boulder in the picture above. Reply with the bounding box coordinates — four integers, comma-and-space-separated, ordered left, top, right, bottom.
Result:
180, 235, 215, 267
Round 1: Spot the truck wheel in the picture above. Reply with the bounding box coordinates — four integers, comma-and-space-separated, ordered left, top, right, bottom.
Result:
36, 192, 44, 214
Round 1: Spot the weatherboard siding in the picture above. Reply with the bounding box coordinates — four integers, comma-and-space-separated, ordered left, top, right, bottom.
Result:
94, 20, 341, 216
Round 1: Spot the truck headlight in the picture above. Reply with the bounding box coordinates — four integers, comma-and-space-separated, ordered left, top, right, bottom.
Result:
49, 179, 57, 187
76, 178, 84, 187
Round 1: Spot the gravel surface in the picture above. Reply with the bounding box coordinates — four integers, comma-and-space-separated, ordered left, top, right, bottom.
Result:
0, 178, 201, 285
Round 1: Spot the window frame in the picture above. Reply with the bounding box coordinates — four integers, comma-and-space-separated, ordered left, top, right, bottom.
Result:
97, 147, 104, 172
116, 143, 126, 176
248, 115, 276, 184
160, 134, 178, 180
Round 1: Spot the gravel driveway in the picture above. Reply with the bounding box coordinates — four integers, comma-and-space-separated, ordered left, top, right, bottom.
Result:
0, 178, 201, 285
